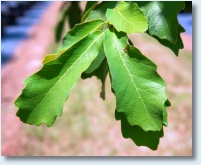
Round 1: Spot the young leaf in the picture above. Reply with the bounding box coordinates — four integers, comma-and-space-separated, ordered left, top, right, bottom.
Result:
43, 19, 105, 64
106, 2, 148, 34
86, 1, 119, 21
115, 111, 164, 150
136, 1, 185, 43
104, 28, 167, 132
15, 31, 104, 127
81, 1, 98, 22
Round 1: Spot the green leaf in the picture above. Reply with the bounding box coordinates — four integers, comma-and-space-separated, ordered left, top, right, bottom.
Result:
99, 65, 108, 99
43, 19, 105, 64
54, 6, 69, 43
152, 25, 185, 56
184, 1, 192, 12
165, 99, 171, 107
82, 58, 108, 100
115, 111, 164, 150
15, 31, 104, 127
128, 39, 134, 46
81, 1, 98, 22
136, 1, 185, 43
163, 99, 171, 127
81, 44, 108, 99
56, 19, 105, 53
59, 2, 68, 11
163, 106, 168, 127
104, 28, 167, 132
54, 2, 82, 43
83, 44, 105, 75
106, 2, 148, 34
86, 1, 119, 21
43, 49, 66, 65
66, 1, 82, 29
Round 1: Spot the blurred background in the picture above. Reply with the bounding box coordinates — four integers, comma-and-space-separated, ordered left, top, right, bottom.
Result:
1, 1, 192, 156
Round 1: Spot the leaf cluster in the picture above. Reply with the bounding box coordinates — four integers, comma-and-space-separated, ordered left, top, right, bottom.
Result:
15, 1, 185, 150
